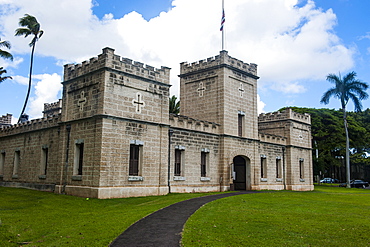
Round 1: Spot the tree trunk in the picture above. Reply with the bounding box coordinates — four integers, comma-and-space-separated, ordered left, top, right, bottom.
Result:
343, 108, 351, 188
18, 43, 35, 123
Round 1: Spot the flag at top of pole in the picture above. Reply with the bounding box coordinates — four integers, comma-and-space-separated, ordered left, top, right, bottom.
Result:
220, 0, 225, 50
220, 6, 225, 31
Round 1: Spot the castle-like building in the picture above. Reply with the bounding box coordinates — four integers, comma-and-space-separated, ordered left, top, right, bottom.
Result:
0, 48, 313, 198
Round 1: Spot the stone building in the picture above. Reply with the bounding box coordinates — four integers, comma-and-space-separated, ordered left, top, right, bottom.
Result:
0, 48, 313, 198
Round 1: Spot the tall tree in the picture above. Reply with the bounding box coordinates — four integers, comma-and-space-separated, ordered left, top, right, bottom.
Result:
0, 38, 13, 61
0, 67, 12, 83
169, 95, 180, 114
320, 71, 369, 188
15, 14, 43, 123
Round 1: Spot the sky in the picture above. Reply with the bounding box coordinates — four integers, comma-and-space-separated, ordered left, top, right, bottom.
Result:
0, 0, 370, 124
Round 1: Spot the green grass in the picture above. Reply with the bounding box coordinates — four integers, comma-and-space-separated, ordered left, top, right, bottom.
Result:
181, 186, 370, 247
0, 187, 216, 246
1, 186, 369, 246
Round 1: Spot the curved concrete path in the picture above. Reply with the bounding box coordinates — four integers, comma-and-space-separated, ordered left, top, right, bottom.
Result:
109, 191, 256, 247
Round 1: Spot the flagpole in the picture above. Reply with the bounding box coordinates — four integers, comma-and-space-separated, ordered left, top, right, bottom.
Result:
221, 0, 225, 51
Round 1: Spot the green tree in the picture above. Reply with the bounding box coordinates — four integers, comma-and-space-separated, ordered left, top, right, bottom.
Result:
320, 72, 369, 188
0, 38, 13, 61
0, 67, 12, 83
15, 14, 44, 122
169, 95, 180, 114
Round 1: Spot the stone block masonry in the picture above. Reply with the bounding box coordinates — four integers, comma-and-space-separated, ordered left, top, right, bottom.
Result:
0, 48, 313, 198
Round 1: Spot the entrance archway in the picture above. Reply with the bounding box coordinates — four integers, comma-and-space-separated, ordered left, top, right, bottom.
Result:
233, 156, 250, 190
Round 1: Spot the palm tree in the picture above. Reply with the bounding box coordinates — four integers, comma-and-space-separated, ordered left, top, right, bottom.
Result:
169, 95, 180, 114
15, 14, 44, 123
0, 67, 12, 83
0, 38, 13, 61
320, 71, 369, 188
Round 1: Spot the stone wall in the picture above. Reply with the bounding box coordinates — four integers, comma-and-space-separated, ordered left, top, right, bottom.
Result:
179, 50, 259, 139
0, 113, 12, 127
169, 127, 221, 193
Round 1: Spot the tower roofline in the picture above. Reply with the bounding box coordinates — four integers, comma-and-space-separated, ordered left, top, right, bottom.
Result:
179, 50, 258, 79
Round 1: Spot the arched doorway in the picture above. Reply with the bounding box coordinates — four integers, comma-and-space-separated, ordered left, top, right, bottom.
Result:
233, 156, 250, 190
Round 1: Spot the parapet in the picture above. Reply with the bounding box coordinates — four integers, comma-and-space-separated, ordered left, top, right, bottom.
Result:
64, 47, 171, 84
0, 113, 12, 125
259, 132, 287, 145
169, 114, 220, 134
258, 108, 311, 125
43, 99, 62, 118
180, 50, 257, 76
0, 114, 61, 136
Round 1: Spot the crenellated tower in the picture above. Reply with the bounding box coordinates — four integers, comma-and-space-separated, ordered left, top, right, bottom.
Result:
62, 47, 171, 124
179, 50, 259, 139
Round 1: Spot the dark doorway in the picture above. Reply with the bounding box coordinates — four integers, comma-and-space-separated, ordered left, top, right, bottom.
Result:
233, 156, 246, 190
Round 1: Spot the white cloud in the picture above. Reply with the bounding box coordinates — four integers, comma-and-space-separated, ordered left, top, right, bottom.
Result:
257, 94, 266, 114
28, 73, 62, 118
0, 57, 23, 70
0, 0, 355, 113
11, 75, 28, 85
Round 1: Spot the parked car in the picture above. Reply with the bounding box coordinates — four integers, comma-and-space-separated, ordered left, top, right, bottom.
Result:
339, 180, 369, 188
320, 178, 335, 183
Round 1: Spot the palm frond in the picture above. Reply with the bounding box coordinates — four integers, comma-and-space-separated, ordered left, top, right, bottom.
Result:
0, 39, 11, 49
0, 50, 13, 60
320, 87, 336, 104
15, 28, 32, 37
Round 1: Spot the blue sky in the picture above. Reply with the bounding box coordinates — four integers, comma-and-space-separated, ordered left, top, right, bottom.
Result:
0, 0, 369, 123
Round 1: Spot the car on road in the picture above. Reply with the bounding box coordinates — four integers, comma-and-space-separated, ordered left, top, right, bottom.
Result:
339, 180, 369, 188
320, 178, 336, 183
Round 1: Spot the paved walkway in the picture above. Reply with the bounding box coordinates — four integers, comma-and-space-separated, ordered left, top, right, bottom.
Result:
109, 191, 257, 247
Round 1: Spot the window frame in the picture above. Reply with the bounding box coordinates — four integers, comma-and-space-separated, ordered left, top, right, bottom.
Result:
73, 140, 84, 176
260, 155, 267, 178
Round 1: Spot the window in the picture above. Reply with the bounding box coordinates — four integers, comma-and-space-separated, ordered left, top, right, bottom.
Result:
174, 145, 185, 177
74, 141, 84, 176
40, 146, 49, 175
299, 158, 304, 179
13, 149, 20, 177
201, 152, 207, 177
174, 149, 182, 176
260, 155, 267, 178
238, 111, 245, 137
129, 140, 144, 178
276, 157, 282, 178
200, 148, 209, 177
129, 144, 140, 176
0, 151, 5, 176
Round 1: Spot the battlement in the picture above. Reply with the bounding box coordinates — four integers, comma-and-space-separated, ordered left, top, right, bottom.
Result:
258, 108, 310, 125
169, 114, 220, 134
64, 47, 171, 84
43, 99, 62, 118
0, 114, 61, 136
0, 113, 12, 126
259, 132, 287, 145
180, 50, 257, 76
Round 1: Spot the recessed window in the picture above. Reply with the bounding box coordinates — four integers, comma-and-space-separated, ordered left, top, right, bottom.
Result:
129, 144, 140, 176
0, 151, 5, 176
276, 157, 282, 178
174, 145, 185, 177
238, 111, 245, 137
201, 152, 207, 177
200, 148, 209, 178
40, 146, 49, 176
174, 149, 182, 176
74, 141, 84, 176
299, 158, 304, 179
260, 155, 267, 178
13, 149, 20, 177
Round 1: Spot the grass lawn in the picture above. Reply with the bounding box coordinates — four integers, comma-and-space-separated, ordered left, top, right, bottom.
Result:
182, 186, 370, 246
1, 186, 369, 246
0, 187, 215, 246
